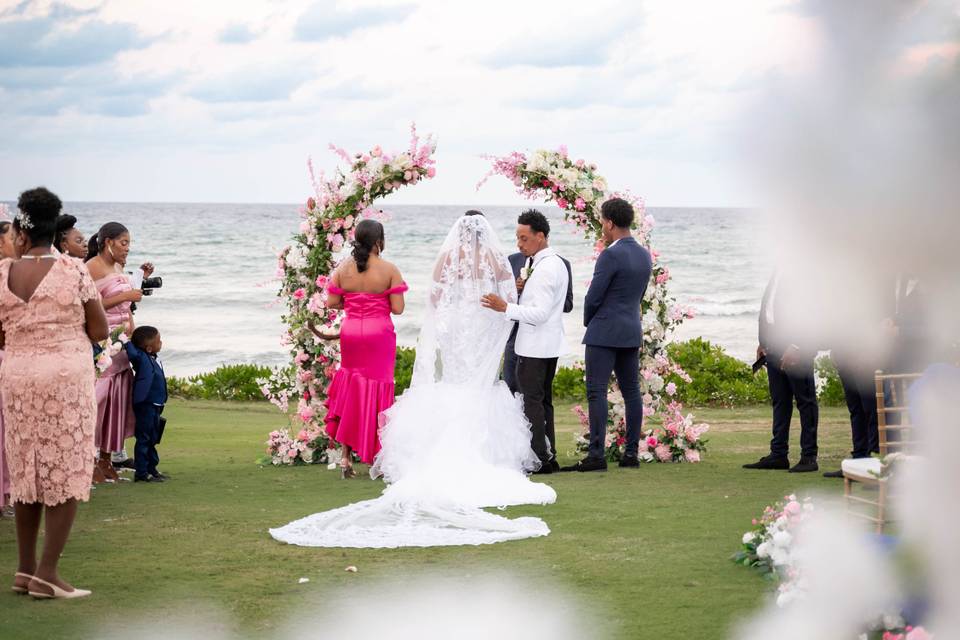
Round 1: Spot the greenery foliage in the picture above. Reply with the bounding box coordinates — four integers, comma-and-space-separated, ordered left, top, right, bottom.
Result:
664, 338, 770, 407
168, 364, 273, 401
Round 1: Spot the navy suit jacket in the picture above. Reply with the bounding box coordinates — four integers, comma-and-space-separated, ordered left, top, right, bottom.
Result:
508, 252, 573, 313
124, 342, 169, 406
582, 237, 652, 348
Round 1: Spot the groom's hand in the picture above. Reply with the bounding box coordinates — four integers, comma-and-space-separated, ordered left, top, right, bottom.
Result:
481, 294, 507, 313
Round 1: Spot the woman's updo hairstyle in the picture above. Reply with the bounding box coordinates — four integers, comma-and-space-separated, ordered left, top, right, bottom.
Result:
15, 187, 61, 245
55, 213, 78, 250
352, 219, 384, 273
87, 221, 128, 262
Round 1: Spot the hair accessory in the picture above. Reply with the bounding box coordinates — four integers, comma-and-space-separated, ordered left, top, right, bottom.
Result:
15, 210, 33, 229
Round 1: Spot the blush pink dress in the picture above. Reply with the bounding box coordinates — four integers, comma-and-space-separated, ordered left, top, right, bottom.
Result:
0, 350, 8, 507
0, 255, 99, 506
324, 282, 407, 464
94, 273, 136, 452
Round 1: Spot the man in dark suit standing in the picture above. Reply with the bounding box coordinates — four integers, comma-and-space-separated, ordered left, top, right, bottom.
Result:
743, 269, 820, 473
563, 197, 652, 472
502, 250, 574, 394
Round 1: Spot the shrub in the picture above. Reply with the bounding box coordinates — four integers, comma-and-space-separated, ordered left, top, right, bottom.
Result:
665, 338, 770, 407
553, 365, 586, 400
169, 364, 273, 401
395, 347, 416, 395
814, 354, 846, 407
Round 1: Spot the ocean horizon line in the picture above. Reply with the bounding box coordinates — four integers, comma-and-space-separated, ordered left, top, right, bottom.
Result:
0, 199, 759, 210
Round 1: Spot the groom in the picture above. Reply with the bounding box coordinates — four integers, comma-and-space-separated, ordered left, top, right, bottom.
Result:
482, 209, 568, 474
564, 197, 652, 472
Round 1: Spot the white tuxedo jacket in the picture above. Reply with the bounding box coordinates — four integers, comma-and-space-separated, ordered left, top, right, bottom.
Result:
505, 247, 567, 358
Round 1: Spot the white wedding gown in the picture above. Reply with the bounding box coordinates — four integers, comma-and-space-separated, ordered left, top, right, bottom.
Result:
269, 215, 557, 548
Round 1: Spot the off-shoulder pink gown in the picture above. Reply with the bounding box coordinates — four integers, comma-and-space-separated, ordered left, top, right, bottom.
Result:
94, 273, 136, 452
324, 282, 407, 464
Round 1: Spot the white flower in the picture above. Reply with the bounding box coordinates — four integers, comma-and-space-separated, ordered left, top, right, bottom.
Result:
756, 542, 770, 559
772, 530, 792, 548
647, 374, 664, 393
742, 532, 756, 545
391, 154, 413, 172
769, 547, 789, 566
639, 452, 655, 462
527, 151, 549, 173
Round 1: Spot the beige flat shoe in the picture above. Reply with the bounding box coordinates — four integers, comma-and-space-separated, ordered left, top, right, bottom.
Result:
28, 576, 91, 600
12, 572, 34, 594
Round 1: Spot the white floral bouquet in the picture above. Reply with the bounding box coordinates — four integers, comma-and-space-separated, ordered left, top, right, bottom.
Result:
261, 427, 333, 466
93, 326, 130, 377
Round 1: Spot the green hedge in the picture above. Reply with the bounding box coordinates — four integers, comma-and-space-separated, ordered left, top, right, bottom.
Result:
168, 340, 848, 408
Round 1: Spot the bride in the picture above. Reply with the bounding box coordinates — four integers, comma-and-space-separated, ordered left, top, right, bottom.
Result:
269, 213, 557, 548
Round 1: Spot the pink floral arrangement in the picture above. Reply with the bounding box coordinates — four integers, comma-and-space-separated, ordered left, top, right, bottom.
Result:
261, 427, 332, 466
483, 147, 705, 462
260, 125, 437, 454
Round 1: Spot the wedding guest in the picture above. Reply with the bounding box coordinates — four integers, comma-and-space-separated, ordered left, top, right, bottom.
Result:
564, 198, 652, 472
315, 220, 406, 478
482, 209, 568, 473
0, 187, 108, 599
124, 326, 169, 483
0, 221, 15, 516
54, 214, 87, 259
502, 216, 575, 395
744, 268, 820, 473
85, 222, 141, 483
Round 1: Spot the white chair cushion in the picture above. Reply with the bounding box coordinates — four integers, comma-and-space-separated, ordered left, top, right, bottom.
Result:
841, 457, 883, 478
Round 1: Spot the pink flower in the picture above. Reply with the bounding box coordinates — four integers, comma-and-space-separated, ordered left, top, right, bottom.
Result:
575, 159, 585, 168
427, 167, 436, 178
684, 449, 701, 463
404, 170, 413, 182
574, 197, 586, 211
784, 501, 802, 516
299, 406, 315, 422
287, 449, 298, 458
371, 145, 382, 157
655, 270, 670, 285
315, 275, 329, 288
646, 436, 659, 448
557, 198, 569, 209
655, 445, 672, 462
642, 405, 655, 417
343, 214, 355, 229
330, 234, 344, 251
906, 628, 931, 640
292, 288, 306, 300
557, 144, 568, 157
306, 197, 316, 210
665, 382, 677, 396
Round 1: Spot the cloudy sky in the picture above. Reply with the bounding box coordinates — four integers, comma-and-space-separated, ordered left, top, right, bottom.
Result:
0, 0, 817, 205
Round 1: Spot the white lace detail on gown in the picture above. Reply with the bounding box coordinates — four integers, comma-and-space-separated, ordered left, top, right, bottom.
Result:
270, 215, 556, 548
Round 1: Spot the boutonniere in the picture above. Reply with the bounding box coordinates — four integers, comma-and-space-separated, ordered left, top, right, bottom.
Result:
521, 266, 534, 281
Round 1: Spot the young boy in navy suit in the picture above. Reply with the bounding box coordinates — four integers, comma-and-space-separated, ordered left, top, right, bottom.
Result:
125, 326, 169, 483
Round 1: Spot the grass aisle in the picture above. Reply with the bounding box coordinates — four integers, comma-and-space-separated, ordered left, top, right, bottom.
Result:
1, 401, 851, 639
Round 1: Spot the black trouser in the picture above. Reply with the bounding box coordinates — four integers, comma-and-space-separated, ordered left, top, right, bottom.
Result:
502, 331, 520, 394
516, 355, 558, 464
585, 345, 643, 460
133, 402, 163, 478
767, 358, 818, 459
837, 364, 879, 458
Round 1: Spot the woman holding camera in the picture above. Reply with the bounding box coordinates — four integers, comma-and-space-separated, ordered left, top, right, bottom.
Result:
85, 222, 153, 483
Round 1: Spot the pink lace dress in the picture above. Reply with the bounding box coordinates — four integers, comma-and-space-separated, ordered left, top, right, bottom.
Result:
0, 255, 99, 506
324, 283, 407, 464
0, 350, 8, 507
94, 273, 136, 452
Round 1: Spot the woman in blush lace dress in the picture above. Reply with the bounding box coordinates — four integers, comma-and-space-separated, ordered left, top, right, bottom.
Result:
85, 222, 145, 483
312, 219, 407, 478
0, 219, 16, 516
0, 187, 108, 599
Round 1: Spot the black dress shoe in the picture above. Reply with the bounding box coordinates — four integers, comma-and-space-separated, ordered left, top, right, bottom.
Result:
532, 464, 554, 475
618, 456, 640, 468
134, 474, 155, 483
560, 457, 608, 472
822, 469, 844, 478
113, 458, 135, 470
789, 457, 819, 473
742, 455, 790, 470
550, 459, 561, 473
150, 472, 170, 481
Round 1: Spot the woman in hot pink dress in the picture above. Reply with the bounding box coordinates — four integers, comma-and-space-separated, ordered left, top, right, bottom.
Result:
1, 187, 108, 599
311, 220, 406, 478
85, 222, 140, 483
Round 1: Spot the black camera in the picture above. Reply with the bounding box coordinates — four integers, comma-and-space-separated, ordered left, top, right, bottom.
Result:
141, 276, 163, 296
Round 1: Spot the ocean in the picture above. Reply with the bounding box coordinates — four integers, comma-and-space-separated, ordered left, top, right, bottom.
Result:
13, 203, 770, 376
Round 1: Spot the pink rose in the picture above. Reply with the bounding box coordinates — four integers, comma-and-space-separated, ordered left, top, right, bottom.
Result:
784, 501, 802, 516
343, 214, 355, 229
306, 197, 316, 210
427, 167, 436, 178
906, 628, 932, 640
557, 198, 569, 209
646, 436, 659, 448
315, 275, 329, 288
655, 445, 672, 462
683, 449, 701, 463
574, 197, 586, 211
371, 145, 382, 157
292, 288, 306, 300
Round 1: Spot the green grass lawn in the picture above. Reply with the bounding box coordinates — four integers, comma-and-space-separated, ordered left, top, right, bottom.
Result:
0, 400, 853, 639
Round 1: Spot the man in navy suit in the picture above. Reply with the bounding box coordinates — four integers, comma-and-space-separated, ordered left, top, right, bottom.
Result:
125, 325, 169, 483
502, 248, 574, 394
563, 197, 652, 472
